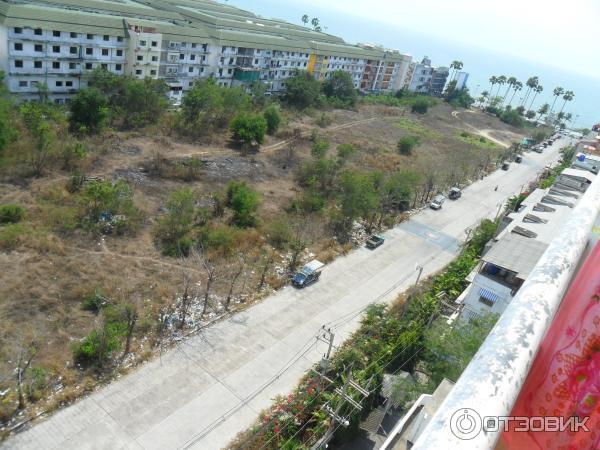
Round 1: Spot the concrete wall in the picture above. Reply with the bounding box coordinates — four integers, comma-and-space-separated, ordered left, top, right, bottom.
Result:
460, 273, 514, 321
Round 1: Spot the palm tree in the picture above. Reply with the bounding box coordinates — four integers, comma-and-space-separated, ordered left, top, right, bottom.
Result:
450, 60, 463, 81
508, 81, 522, 106
550, 87, 564, 113
528, 85, 543, 110
502, 77, 517, 105
479, 90, 489, 108
565, 112, 573, 123
559, 90, 574, 114
311, 17, 319, 29
487, 76, 498, 105
521, 76, 539, 106
537, 103, 549, 122
301, 14, 309, 26
495, 75, 507, 99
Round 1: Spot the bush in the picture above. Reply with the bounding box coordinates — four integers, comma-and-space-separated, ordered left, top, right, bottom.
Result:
315, 113, 332, 128
69, 88, 109, 134
154, 188, 196, 257
263, 105, 281, 135
411, 98, 429, 114
0, 223, 26, 250
499, 109, 525, 128
283, 70, 322, 109
265, 219, 292, 249
81, 288, 109, 313
336, 144, 357, 162
397, 136, 420, 155
0, 204, 25, 224
226, 181, 261, 227
230, 112, 268, 150
323, 71, 357, 107
311, 140, 330, 159
79, 180, 139, 234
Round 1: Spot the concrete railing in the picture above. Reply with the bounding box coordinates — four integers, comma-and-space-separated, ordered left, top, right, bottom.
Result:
413, 173, 600, 450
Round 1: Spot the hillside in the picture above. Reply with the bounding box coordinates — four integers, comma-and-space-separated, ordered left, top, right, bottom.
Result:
0, 99, 528, 436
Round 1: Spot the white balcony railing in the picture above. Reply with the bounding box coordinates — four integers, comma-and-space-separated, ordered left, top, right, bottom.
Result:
413, 174, 600, 450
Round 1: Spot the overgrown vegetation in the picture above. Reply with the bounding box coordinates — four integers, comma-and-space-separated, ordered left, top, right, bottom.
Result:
232, 219, 499, 449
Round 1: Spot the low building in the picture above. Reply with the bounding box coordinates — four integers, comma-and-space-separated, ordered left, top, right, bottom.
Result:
459, 164, 598, 322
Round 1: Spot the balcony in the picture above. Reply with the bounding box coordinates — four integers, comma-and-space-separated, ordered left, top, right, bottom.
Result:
412, 174, 600, 449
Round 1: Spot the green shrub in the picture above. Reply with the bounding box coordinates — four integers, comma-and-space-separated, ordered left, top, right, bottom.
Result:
230, 112, 268, 150
69, 88, 109, 134
0, 204, 25, 224
226, 181, 261, 228
265, 219, 292, 249
311, 140, 330, 159
81, 288, 109, 313
397, 136, 420, 155
315, 113, 332, 128
411, 98, 429, 114
323, 70, 357, 107
0, 223, 26, 250
263, 105, 281, 135
283, 70, 322, 109
336, 143, 357, 163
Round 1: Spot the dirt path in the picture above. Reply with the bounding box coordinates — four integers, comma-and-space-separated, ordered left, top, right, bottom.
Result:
451, 109, 511, 148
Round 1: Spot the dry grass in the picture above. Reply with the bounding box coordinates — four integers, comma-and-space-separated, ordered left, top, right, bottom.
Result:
0, 102, 528, 434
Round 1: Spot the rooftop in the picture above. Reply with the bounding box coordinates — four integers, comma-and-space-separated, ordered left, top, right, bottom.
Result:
482, 234, 548, 278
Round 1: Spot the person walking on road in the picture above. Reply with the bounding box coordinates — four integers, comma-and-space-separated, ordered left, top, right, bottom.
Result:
494, 185, 498, 191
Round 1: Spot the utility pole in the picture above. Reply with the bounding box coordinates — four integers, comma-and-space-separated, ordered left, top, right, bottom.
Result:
415, 263, 424, 285
317, 326, 335, 375
311, 370, 372, 450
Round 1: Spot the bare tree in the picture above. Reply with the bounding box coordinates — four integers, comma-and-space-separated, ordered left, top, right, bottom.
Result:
177, 262, 195, 329
190, 247, 217, 319
225, 255, 246, 311
15, 340, 38, 411
257, 247, 274, 290
121, 303, 139, 358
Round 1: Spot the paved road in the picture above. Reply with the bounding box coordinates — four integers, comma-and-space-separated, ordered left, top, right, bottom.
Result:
3, 139, 566, 450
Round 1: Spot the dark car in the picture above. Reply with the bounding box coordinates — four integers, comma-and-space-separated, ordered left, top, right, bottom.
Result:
291, 260, 324, 288
366, 235, 385, 249
448, 187, 462, 200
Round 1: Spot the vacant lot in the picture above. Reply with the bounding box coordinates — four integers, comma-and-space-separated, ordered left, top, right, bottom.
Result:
0, 101, 526, 435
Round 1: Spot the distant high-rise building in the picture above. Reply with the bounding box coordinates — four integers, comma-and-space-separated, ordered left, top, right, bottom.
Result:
407, 56, 449, 96
454, 71, 469, 91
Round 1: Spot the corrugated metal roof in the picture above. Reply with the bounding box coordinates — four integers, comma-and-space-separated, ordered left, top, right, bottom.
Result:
483, 234, 548, 278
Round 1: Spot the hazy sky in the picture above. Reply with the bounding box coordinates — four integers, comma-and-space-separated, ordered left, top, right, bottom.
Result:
232, 0, 600, 80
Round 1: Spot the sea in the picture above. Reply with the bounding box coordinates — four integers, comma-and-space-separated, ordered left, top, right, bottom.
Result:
227, 0, 599, 128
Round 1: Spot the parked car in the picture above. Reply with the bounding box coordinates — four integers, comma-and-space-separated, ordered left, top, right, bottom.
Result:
366, 235, 385, 249
542, 142, 549, 148
515, 154, 523, 163
533, 146, 544, 153
501, 161, 510, 170
448, 187, 462, 200
430, 194, 445, 210
291, 260, 324, 288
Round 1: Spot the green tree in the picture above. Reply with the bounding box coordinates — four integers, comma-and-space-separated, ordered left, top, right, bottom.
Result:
311, 139, 330, 159
80, 180, 138, 233
323, 70, 357, 106
0, 204, 25, 224
226, 181, 261, 227
397, 135, 420, 155
20, 102, 57, 176
336, 143, 357, 163
338, 170, 378, 224
502, 77, 517, 105
116, 78, 168, 129
522, 76, 539, 107
69, 88, 109, 134
559, 90, 574, 115
154, 189, 196, 256
283, 70, 322, 109
301, 14, 309, 26
525, 110, 536, 120
528, 85, 543, 111
263, 104, 281, 135
230, 112, 268, 150
508, 80, 523, 106
537, 103, 550, 121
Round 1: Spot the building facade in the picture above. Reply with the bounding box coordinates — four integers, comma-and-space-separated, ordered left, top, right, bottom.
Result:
0, 0, 412, 104
407, 56, 449, 96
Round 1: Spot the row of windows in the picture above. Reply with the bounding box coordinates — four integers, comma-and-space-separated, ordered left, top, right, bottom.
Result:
13, 43, 123, 57
18, 80, 74, 88
13, 60, 122, 71
136, 55, 159, 62
13, 27, 123, 42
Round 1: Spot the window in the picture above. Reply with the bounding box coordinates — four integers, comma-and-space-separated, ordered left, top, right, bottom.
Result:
19, 81, 27, 87
254, 59, 258, 64
66, 81, 73, 87
227, 68, 232, 74
135, 69, 142, 75
479, 296, 495, 308
117, 36, 123, 42
34, 61, 42, 68
151, 56, 158, 62
150, 69, 156, 75
53, 45, 60, 53
69, 62, 76, 69
189, 81, 194, 87
102, 49, 109, 56
103, 35, 109, 41
200, 67, 204, 73
35, 28, 42, 36
31, 81, 39, 87
222, 46, 226, 52
14, 60, 23, 68
70, 47, 77, 54
86, 48, 93, 55
179, 54, 184, 60
191, 43, 197, 48
85, 63, 93, 70
56, 81, 63, 87
115, 64, 122, 71
14, 27, 23, 34
137, 55, 143, 61
116, 49, 123, 57
14, 43, 23, 51
190, 54, 196, 61
52, 62, 60, 69
87, 34, 93, 40
151, 41, 157, 47
53, 30, 60, 37
70, 32, 77, 38
101, 64, 107, 70
35, 44, 43, 52
139, 40, 146, 46
188, 67, 193, 73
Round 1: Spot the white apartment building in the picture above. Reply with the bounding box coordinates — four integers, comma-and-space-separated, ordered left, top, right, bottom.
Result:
0, 0, 413, 103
